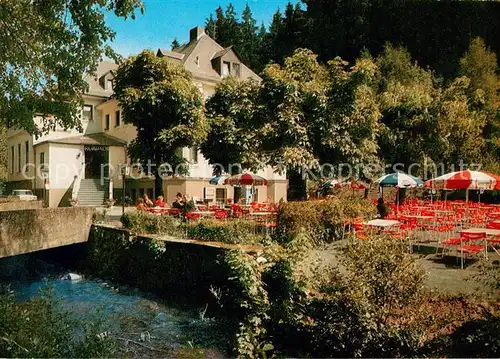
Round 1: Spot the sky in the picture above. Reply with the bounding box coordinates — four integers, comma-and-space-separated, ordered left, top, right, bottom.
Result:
105, 0, 296, 57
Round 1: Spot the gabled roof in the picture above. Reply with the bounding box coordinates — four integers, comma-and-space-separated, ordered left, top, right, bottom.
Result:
212, 46, 234, 59
157, 27, 262, 83
85, 61, 118, 98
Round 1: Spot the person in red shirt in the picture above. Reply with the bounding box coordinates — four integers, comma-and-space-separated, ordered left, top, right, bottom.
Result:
137, 198, 145, 211
154, 195, 166, 207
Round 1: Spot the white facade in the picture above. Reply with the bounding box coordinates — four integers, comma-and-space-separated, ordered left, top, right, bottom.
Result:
6, 27, 288, 207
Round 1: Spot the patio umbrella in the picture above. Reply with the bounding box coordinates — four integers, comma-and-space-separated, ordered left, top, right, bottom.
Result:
375, 172, 424, 188
424, 170, 500, 204
224, 173, 268, 186
376, 172, 423, 210
424, 170, 500, 190
209, 175, 228, 185
225, 173, 268, 204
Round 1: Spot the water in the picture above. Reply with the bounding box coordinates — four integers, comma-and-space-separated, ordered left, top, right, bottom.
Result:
8, 275, 227, 357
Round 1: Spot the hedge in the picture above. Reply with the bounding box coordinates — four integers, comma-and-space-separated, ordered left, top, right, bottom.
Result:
273, 197, 377, 244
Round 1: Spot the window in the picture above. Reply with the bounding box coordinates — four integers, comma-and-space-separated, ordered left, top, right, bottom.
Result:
195, 56, 200, 67
10, 146, 14, 174
222, 61, 230, 77
115, 110, 121, 127
83, 105, 93, 122
105, 114, 110, 130
40, 152, 46, 174
187, 147, 198, 164
232, 63, 241, 77
25, 141, 29, 168
107, 79, 114, 91
17, 144, 21, 173
216, 188, 226, 202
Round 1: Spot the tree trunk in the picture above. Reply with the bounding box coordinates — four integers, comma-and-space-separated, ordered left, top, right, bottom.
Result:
287, 169, 307, 201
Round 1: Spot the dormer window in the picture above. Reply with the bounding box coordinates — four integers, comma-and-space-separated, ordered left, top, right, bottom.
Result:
222, 61, 230, 77
107, 79, 114, 91
232, 63, 241, 77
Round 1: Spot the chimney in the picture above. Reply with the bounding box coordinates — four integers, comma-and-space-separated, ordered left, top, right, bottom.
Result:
190, 26, 205, 42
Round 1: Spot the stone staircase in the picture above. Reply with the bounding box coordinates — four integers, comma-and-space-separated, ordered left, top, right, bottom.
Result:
77, 179, 108, 206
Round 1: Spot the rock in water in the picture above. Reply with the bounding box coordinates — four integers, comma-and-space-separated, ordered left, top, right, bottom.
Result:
67, 273, 82, 281
156, 312, 167, 321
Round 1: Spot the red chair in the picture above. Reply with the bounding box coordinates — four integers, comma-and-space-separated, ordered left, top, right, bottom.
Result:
185, 212, 201, 221
486, 221, 500, 230
353, 223, 369, 240
214, 209, 228, 220
457, 231, 487, 269
168, 208, 181, 216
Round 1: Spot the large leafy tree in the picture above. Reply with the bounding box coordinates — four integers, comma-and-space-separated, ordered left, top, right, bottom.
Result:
320, 55, 381, 173
376, 44, 490, 176
114, 50, 208, 196
200, 77, 262, 175
459, 37, 500, 171
376, 45, 436, 171
428, 76, 487, 169
0, 0, 143, 134
259, 49, 328, 200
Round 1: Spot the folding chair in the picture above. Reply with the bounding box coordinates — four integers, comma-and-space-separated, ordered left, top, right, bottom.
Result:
457, 231, 487, 269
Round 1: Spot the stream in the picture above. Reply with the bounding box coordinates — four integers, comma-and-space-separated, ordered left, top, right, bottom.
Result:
1, 252, 228, 357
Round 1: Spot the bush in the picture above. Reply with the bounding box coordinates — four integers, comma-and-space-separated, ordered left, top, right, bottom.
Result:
0, 286, 115, 358
187, 219, 263, 244
121, 211, 181, 236
301, 237, 427, 357
273, 198, 377, 245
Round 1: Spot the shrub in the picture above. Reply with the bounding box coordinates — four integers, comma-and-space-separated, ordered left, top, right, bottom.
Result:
121, 211, 181, 236
219, 236, 429, 358
301, 237, 427, 357
0, 286, 115, 358
187, 219, 263, 244
273, 198, 377, 245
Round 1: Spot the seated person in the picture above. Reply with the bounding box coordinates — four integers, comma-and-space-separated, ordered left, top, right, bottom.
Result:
136, 198, 145, 211
376, 198, 390, 219
154, 195, 166, 207
183, 194, 196, 213
143, 194, 154, 207
172, 192, 184, 209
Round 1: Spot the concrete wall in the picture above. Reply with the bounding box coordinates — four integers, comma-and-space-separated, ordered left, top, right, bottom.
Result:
0, 207, 94, 258
108, 145, 127, 188
0, 200, 43, 211
48, 144, 83, 207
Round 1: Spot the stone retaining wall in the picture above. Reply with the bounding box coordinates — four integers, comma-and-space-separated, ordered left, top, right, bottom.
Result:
85, 225, 259, 306
0, 200, 43, 211
0, 207, 95, 258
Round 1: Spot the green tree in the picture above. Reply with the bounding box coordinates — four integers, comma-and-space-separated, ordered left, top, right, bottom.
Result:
376, 45, 436, 171
0, 0, 143, 134
238, 3, 259, 70
171, 38, 180, 50
200, 77, 262, 175
114, 50, 208, 196
459, 37, 500, 169
429, 76, 488, 169
259, 49, 328, 200
205, 13, 217, 39
321, 54, 381, 171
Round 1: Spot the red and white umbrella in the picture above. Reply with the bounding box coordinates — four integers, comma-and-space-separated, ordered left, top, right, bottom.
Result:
424, 170, 500, 190
224, 173, 268, 186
